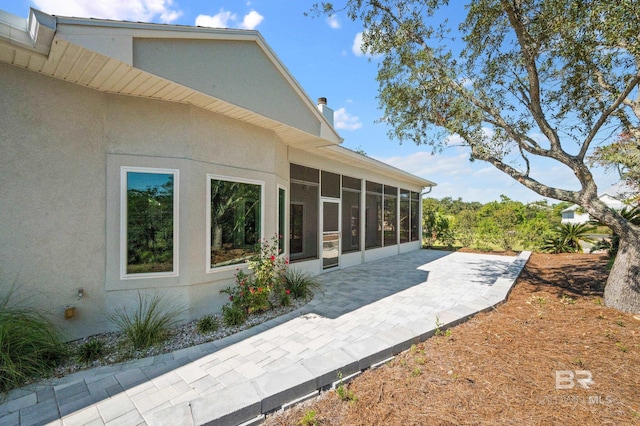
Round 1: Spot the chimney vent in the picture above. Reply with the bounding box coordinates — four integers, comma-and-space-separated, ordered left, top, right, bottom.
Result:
317, 97, 334, 127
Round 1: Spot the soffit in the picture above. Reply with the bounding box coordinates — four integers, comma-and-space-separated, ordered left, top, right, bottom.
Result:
0, 24, 337, 150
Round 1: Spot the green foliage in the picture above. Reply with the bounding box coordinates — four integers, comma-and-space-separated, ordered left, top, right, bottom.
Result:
220, 236, 291, 319
299, 410, 318, 426
434, 315, 451, 337
76, 338, 105, 363
455, 209, 477, 247
422, 199, 456, 248
423, 196, 558, 251
221, 305, 246, 327
541, 223, 596, 253
336, 380, 357, 402
0, 290, 66, 394
196, 315, 220, 334
282, 268, 321, 299
540, 236, 575, 254
109, 292, 184, 350
589, 133, 640, 198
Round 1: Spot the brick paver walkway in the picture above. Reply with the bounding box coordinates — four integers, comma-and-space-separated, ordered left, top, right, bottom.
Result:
0, 249, 530, 426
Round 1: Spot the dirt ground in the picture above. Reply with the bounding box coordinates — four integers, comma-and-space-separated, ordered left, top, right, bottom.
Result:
264, 253, 640, 425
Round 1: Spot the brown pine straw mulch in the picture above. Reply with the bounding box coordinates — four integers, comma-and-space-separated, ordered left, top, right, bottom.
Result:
264, 253, 640, 425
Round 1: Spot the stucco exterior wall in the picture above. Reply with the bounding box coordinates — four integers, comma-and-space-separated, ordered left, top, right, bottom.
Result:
133, 38, 319, 136
0, 62, 285, 340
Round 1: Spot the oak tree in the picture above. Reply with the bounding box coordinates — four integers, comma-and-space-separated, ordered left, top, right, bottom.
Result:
316, 0, 640, 312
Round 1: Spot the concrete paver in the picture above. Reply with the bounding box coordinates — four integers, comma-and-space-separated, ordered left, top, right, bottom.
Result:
1, 249, 530, 426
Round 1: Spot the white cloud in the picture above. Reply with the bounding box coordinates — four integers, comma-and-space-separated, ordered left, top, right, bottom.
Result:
33, 0, 182, 23
334, 107, 362, 130
195, 10, 236, 28
196, 8, 263, 29
378, 151, 473, 178
240, 10, 264, 29
352, 31, 382, 58
327, 14, 340, 29
352, 32, 365, 56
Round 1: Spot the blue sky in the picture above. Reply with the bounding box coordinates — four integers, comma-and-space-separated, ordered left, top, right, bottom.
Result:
1, 0, 622, 204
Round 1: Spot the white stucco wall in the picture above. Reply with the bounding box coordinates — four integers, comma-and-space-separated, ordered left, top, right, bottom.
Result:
0, 62, 285, 340
132, 38, 320, 136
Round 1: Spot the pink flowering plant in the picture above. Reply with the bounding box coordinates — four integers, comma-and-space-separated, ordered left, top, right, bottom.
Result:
221, 236, 291, 322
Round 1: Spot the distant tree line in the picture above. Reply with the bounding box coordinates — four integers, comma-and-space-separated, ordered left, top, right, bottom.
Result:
422, 196, 572, 252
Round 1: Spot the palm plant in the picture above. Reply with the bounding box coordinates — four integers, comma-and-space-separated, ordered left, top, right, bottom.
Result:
541, 222, 596, 253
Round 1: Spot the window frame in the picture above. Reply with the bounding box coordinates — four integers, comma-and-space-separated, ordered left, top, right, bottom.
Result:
278, 185, 287, 255
120, 166, 179, 280
206, 174, 265, 273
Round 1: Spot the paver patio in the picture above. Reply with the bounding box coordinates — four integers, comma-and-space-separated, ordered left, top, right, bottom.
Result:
0, 249, 530, 426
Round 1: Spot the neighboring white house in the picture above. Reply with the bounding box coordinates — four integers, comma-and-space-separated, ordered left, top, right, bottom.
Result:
561, 183, 632, 224
0, 9, 436, 340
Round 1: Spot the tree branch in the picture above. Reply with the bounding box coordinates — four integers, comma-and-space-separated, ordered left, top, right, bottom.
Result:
501, 0, 562, 153
579, 72, 640, 160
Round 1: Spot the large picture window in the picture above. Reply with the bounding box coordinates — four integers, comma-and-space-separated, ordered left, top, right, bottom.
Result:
121, 167, 178, 278
208, 176, 263, 269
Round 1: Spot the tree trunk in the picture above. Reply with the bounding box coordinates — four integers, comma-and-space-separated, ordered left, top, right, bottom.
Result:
604, 229, 640, 313
213, 225, 223, 250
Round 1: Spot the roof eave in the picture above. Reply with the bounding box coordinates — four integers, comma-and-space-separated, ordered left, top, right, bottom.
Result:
318, 145, 437, 188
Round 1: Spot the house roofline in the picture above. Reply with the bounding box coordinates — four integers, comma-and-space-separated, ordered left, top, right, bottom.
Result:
0, 8, 342, 146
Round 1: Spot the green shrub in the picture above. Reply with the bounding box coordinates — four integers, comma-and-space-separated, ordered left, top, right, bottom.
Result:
282, 269, 321, 299
541, 222, 596, 253
299, 409, 318, 426
109, 292, 184, 350
76, 338, 105, 363
220, 236, 295, 316
196, 315, 219, 334
222, 305, 246, 327
0, 291, 66, 394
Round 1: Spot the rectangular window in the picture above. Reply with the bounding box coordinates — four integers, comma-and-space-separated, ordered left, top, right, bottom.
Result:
365, 181, 383, 249
208, 176, 263, 269
341, 176, 361, 253
400, 189, 410, 243
121, 167, 178, 278
384, 186, 398, 246
278, 187, 286, 254
410, 191, 420, 242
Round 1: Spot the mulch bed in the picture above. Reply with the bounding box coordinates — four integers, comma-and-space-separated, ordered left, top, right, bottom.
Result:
264, 253, 640, 425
